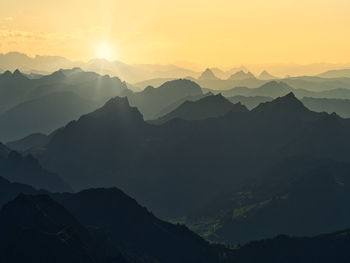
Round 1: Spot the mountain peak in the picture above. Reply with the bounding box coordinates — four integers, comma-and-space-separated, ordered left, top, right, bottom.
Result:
86, 96, 144, 123
252, 92, 318, 120
198, 68, 219, 80
229, 70, 256, 80
259, 70, 277, 80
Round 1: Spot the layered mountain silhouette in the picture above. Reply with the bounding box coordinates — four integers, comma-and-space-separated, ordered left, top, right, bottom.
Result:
122, 79, 203, 119
36, 92, 350, 232
0, 144, 70, 192
227, 95, 273, 110
152, 94, 247, 124
258, 70, 277, 80
0, 184, 231, 263
1, 179, 350, 262
228, 71, 256, 80
6, 133, 50, 152
0, 92, 98, 142
198, 68, 220, 80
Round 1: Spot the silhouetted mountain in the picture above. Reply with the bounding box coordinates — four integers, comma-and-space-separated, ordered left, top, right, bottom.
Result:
198, 68, 220, 80
36, 92, 350, 225
229, 71, 256, 80
301, 97, 350, 118
152, 94, 247, 124
0, 68, 128, 116
188, 156, 350, 244
122, 79, 203, 119
0, 193, 127, 263
227, 95, 273, 110
0, 148, 70, 192
232, 229, 350, 263
252, 92, 324, 121
6, 133, 50, 152
0, 92, 98, 142
258, 70, 277, 80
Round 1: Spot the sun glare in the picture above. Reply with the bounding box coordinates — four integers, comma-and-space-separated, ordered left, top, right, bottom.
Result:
95, 43, 115, 60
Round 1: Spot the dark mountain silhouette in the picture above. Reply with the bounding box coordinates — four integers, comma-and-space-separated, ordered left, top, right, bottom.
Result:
251, 92, 324, 121
258, 70, 277, 80
152, 94, 247, 124
36, 92, 350, 227
228, 70, 256, 80
0, 146, 70, 192
122, 79, 203, 119
1, 180, 350, 262
0, 193, 128, 263
0, 186, 231, 263
198, 68, 220, 80
0, 92, 98, 142
231, 229, 350, 263
227, 95, 273, 110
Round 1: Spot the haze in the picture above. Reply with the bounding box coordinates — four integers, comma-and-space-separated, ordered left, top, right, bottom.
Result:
1, 0, 350, 68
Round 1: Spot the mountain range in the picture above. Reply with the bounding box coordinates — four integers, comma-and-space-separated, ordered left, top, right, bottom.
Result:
19, 92, 350, 247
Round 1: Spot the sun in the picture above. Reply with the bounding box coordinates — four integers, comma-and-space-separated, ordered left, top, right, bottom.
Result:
95, 43, 115, 60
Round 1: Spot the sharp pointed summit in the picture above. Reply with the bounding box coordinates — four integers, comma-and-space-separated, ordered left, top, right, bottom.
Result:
198, 68, 220, 80
259, 70, 277, 80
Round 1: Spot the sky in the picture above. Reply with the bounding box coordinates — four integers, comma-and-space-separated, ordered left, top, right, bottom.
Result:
1, 0, 350, 68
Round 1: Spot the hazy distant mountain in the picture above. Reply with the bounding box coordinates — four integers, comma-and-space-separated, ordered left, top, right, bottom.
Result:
318, 68, 350, 78
0, 68, 127, 115
301, 97, 350, 118
0, 146, 70, 192
258, 70, 277, 80
0, 92, 99, 142
0, 52, 80, 72
123, 79, 203, 119
152, 94, 247, 124
6, 133, 51, 152
220, 80, 350, 100
227, 95, 273, 110
229, 71, 256, 80
198, 68, 220, 80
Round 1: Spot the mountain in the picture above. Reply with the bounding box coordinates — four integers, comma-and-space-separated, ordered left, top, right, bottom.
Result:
0, 68, 128, 116
0, 147, 70, 192
152, 94, 248, 124
227, 95, 273, 110
232, 229, 350, 263
0, 92, 98, 142
318, 68, 350, 78
258, 70, 277, 80
36, 92, 350, 224
301, 97, 350, 118
0, 193, 128, 263
0, 52, 80, 72
198, 68, 220, 80
228, 71, 256, 80
187, 156, 350, 244
123, 79, 203, 119
6, 133, 50, 152
0, 187, 231, 263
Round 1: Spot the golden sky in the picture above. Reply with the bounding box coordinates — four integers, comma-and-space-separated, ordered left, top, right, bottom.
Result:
1, 0, 350, 67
